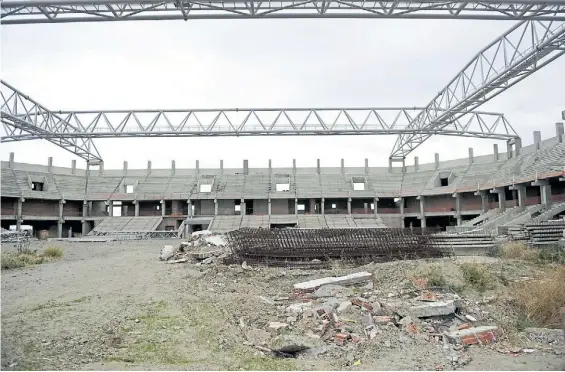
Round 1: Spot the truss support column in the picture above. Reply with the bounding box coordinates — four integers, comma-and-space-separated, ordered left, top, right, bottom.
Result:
531, 179, 552, 209
417, 195, 426, 228
347, 198, 352, 215
16, 197, 24, 232
453, 193, 462, 226
58, 199, 65, 238
509, 184, 526, 211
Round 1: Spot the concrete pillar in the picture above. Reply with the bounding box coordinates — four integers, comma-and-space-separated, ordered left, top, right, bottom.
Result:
480, 193, 488, 213
507, 141, 513, 158
220, 160, 224, 174
48, 157, 53, 173
490, 188, 505, 212
295, 198, 299, 217
58, 199, 65, 238
16, 197, 23, 231
418, 196, 425, 216
147, 161, 152, 176
517, 186, 526, 210
341, 159, 345, 175
374, 197, 379, 215
556, 122, 564, 143
241, 199, 246, 216
243, 159, 248, 175
99, 161, 104, 175
365, 158, 369, 175
532, 180, 552, 208
453, 193, 462, 225
268, 159, 272, 176
347, 197, 352, 214
71, 160, 77, 175
421, 216, 427, 228
493, 144, 499, 161
160, 200, 165, 217
388, 158, 393, 173
214, 199, 218, 216
268, 198, 272, 216
293, 159, 296, 176
187, 200, 193, 217
534, 131, 542, 150
9, 152, 14, 168
196, 160, 200, 174
171, 160, 176, 176
108, 201, 113, 217
309, 199, 316, 214
316, 159, 320, 174
399, 197, 404, 215
68, 227, 72, 238
134, 201, 140, 216
82, 200, 88, 235
321, 198, 325, 215
123, 161, 128, 175
414, 156, 419, 171
434, 153, 439, 169
468, 148, 474, 165
514, 138, 522, 156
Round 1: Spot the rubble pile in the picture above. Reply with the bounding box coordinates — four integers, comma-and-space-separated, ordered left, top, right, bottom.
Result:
158, 230, 230, 265
244, 271, 508, 368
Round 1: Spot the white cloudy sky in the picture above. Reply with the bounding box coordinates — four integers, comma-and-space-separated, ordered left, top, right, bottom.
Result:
1, 19, 564, 170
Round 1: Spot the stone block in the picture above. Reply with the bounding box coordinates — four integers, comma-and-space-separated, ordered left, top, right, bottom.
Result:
409, 300, 457, 318
293, 272, 373, 291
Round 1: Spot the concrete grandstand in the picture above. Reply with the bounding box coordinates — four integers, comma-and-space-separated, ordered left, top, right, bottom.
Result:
1, 124, 564, 238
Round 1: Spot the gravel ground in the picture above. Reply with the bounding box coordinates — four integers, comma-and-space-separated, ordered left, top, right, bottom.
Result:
1, 240, 564, 371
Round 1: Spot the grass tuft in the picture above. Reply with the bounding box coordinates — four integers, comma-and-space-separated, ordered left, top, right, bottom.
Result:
43, 246, 64, 258
459, 262, 495, 292
513, 266, 565, 328
499, 242, 538, 261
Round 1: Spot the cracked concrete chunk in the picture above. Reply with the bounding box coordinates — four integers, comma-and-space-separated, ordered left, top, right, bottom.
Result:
269, 334, 322, 353
409, 300, 457, 318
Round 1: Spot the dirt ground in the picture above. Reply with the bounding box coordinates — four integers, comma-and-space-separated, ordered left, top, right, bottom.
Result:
1, 239, 564, 371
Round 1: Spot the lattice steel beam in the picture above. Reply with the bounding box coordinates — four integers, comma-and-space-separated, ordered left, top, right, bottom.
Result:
1, 105, 518, 140
2, 1, 565, 24
390, 19, 565, 161
0, 80, 103, 163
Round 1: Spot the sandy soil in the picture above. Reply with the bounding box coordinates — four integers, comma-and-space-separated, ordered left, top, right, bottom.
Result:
1, 240, 564, 371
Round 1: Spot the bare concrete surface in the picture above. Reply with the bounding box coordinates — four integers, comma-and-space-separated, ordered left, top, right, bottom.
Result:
2, 240, 564, 371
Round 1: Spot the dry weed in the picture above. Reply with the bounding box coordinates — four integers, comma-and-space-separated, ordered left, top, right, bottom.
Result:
44, 246, 64, 258
459, 262, 495, 292
499, 242, 538, 261
513, 266, 565, 328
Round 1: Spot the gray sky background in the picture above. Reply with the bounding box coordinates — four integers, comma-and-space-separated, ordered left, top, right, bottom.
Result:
1, 20, 564, 170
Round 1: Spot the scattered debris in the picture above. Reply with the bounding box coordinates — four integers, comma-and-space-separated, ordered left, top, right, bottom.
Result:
445, 326, 499, 346
293, 272, 373, 291
158, 231, 229, 264
269, 334, 322, 353
409, 300, 457, 318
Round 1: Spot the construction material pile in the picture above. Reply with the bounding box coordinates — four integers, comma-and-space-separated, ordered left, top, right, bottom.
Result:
159, 230, 229, 264
227, 227, 449, 266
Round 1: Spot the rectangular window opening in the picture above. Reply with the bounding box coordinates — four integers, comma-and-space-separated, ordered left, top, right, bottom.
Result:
297, 204, 305, 211
353, 182, 365, 191
31, 182, 44, 191
126, 185, 134, 193
200, 184, 212, 193
331, 203, 337, 209
276, 183, 290, 192
235, 205, 241, 213
440, 178, 449, 187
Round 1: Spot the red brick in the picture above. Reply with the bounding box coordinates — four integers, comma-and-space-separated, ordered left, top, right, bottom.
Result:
458, 323, 472, 330
421, 291, 437, 302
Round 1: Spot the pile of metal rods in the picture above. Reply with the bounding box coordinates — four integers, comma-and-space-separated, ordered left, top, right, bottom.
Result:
227, 227, 448, 266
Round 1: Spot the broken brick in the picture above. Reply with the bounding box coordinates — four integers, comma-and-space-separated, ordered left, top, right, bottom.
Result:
351, 298, 373, 311
406, 323, 419, 335
421, 291, 437, 302
412, 278, 429, 289
458, 323, 472, 330
373, 315, 393, 324
334, 333, 349, 346
446, 326, 498, 346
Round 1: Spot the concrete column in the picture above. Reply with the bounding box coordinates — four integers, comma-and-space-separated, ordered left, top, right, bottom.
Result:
58, 199, 65, 238
316, 159, 321, 174
399, 197, 404, 215
434, 153, 439, 169
374, 197, 379, 215
241, 199, 246, 216
493, 144, 499, 161
48, 157, 53, 173
220, 160, 224, 174
481, 193, 488, 213
214, 199, 218, 216
490, 188, 505, 212
468, 148, 474, 165
388, 158, 393, 173
171, 160, 176, 176
147, 161, 152, 176
347, 197, 352, 214
418, 196, 425, 216
134, 201, 140, 216
531, 179, 552, 208
556, 122, 564, 143
365, 158, 369, 174
421, 216, 427, 228
68, 227, 72, 238
295, 198, 299, 217
108, 201, 113, 217
243, 160, 248, 175
16, 197, 23, 231
268, 198, 272, 216
99, 161, 104, 175
268, 159, 272, 176
510, 184, 526, 211
9, 152, 14, 168
187, 200, 193, 217
160, 200, 165, 217
81, 200, 88, 235
341, 159, 345, 175
196, 160, 200, 174
293, 159, 296, 176
515, 138, 522, 156
507, 141, 513, 159
71, 160, 77, 175
309, 199, 316, 214
534, 131, 542, 150
123, 161, 128, 175
453, 193, 462, 225
414, 156, 419, 171
321, 198, 325, 215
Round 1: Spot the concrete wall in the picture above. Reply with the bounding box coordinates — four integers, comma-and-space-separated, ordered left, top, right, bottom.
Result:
1, 197, 16, 215
271, 199, 291, 215
459, 192, 482, 211
63, 201, 82, 217
253, 199, 268, 215
381, 215, 403, 228
199, 200, 215, 215
424, 195, 455, 213
218, 199, 235, 215
324, 198, 348, 214
22, 199, 58, 216
139, 201, 161, 216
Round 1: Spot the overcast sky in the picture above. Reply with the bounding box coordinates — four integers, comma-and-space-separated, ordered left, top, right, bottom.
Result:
1, 19, 564, 170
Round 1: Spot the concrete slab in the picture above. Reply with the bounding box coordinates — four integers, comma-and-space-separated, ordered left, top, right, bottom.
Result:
293, 272, 373, 291
409, 300, 457, 318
